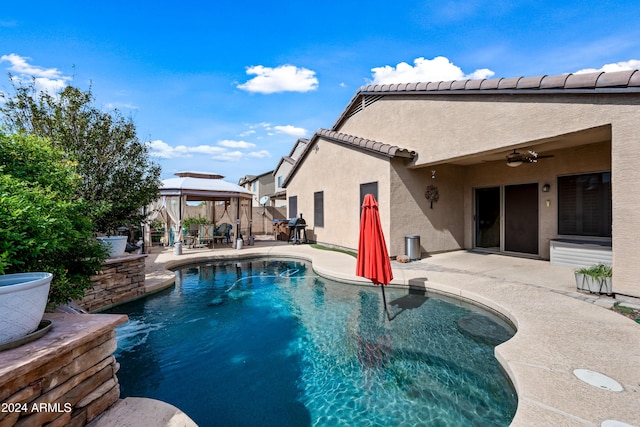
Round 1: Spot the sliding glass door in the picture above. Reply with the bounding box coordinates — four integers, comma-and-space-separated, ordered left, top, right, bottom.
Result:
475, 187, 500, 250
475, 184, 539, 255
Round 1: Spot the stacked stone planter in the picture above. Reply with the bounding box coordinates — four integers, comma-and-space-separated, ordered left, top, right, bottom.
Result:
80, 254, 146, 313
0, 313, 127, 427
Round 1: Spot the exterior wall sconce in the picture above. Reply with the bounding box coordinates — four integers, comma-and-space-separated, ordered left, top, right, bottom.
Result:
542, 183, 551, 192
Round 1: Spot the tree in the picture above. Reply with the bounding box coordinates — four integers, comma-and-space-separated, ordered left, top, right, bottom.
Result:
0, 78, 162, 234
0, 132, 106, 304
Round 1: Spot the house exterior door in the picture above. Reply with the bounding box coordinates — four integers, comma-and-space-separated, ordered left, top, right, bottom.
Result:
474, 184, 539, 255
475, 187, 500, 250
504, 183, 539, 254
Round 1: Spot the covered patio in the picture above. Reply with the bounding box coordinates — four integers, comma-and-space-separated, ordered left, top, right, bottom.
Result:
144, 171, 254, 254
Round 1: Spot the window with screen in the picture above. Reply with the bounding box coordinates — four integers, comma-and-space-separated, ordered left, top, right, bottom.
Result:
558, 172, 611, 237
314, 191, 324, 227
360, 182, 378, 218
288, 196, 297, 219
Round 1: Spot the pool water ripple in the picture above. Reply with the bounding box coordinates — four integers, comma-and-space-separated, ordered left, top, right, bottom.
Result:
107, 258, 517, 426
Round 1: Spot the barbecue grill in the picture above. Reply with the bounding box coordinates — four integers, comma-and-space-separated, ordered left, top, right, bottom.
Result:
288, 214, 307, 244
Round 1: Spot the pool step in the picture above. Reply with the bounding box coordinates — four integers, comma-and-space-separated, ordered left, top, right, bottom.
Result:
87, 397, 197, 427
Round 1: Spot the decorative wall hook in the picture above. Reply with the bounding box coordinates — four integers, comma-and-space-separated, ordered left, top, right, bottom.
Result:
425, 185, 439, 209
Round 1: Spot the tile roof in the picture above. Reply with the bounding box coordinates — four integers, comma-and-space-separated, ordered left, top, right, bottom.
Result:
282, 128, 415, 188
316, 129, 415, 159
284, 69, 639, 189
334, 69, 640, 129
358, 69, 640, 93
273, 138, 309, 176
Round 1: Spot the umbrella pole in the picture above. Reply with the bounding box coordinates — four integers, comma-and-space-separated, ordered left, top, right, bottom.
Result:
380, 286, 391, 321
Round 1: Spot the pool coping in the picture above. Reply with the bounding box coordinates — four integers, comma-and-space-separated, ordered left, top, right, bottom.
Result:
142, 243, 640, 427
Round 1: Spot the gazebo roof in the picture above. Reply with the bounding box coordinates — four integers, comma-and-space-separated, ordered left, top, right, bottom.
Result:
160, 171, 253, 200
174, 171, 224, 179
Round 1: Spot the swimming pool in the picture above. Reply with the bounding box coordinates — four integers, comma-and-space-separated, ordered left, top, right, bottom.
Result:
107, 258, 517, 426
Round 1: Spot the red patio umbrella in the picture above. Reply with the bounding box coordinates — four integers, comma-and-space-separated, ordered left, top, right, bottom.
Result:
356, 194, 393, 321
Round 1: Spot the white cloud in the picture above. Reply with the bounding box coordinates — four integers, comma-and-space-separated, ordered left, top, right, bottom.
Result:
148, 140, 228, 159
218, 139, 256, 149
215, 151, 244, 162
147, 140, 184, 159
574, 59, 640, 74
273, 125, 307, 137
2, 53, 64, 78
240, 122, 306, 139
237, 64, 319, 94
247, 150, 271, 158
148, 139, 266, 162
369, 56, 495, 85
1, 53, 71, 95
190, 145, 228, 155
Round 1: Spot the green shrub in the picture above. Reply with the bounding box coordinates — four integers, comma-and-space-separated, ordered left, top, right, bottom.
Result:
1, 82, 162, 235
0, 133, 106, 304
183, 216, 209, 229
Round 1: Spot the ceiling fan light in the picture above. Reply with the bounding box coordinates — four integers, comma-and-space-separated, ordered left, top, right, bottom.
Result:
507, 160, 523, 167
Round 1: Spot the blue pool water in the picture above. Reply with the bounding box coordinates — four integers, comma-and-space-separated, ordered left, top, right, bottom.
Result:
106, 258, 517, 426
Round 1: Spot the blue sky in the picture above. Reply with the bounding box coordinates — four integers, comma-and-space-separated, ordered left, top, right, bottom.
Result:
2, 0, 639, 183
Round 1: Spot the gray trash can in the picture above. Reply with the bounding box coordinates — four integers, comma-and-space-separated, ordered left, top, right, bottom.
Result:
405, 235, 421, 260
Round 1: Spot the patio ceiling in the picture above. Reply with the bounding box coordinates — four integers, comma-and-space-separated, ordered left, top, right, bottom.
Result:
409, 124, 611, 168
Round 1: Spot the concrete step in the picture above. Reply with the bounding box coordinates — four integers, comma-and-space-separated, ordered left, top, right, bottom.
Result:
88, 397, 197, 427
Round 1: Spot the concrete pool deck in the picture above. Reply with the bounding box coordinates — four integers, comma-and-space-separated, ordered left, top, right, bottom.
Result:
137, 240, 640, 427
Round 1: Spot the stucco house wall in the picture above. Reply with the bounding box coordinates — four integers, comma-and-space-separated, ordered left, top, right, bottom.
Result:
286, 137, 391, 249
273, 138, 309, 208
274, 160, 292, 194
336, 95, 625, 164
338, 94, 637, 296
389, 161, 465, 256
285, 71, 640, 297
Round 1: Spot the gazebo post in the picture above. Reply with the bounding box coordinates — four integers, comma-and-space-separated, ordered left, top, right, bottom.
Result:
236, 197, 241, 247
174, 191, 183, 255
249, 202, 253, 245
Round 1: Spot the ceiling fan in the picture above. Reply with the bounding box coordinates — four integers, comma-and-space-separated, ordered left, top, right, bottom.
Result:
506, 149, 553, 167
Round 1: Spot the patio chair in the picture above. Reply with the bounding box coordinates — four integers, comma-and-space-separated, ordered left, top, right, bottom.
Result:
214, 223, 232, 245
199, 224, 215, 248
186, 224, 201, 248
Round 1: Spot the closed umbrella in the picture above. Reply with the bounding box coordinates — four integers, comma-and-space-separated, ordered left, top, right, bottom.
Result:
356, 194, 393, 321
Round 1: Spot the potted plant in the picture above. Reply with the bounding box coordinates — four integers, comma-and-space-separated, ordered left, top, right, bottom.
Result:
575, 263, 613, 295
96, 234, 128, 258
0, 272, 52, 346
183, 215, 208, 234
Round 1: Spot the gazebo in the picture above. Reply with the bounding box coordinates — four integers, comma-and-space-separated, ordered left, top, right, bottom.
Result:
145, 171, 254, 254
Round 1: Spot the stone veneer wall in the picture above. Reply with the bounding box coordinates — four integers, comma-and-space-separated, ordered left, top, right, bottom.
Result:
80, 254, 146, 313
0, 313, 127, 427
